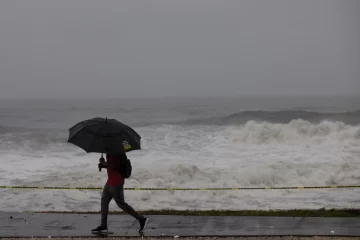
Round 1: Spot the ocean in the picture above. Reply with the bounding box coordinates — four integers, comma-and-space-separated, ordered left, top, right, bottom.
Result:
0, 96, 359, 212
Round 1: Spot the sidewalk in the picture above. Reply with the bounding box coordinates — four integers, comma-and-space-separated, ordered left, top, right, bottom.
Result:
1, 212, 360, 237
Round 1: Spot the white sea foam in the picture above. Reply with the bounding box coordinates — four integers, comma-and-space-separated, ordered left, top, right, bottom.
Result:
1, 120, 360, 211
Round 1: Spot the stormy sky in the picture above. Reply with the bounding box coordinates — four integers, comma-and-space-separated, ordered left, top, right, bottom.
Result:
0, 0, 358, 99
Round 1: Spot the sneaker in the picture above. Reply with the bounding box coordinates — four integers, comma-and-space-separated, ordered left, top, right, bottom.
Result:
139, 217, 149, 232
91, 225, 108, 233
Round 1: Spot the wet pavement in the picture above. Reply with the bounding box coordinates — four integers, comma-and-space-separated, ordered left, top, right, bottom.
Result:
1, 212, 360, 237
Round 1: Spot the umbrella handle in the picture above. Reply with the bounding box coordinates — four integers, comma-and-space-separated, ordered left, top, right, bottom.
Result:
99, 153, 105, 172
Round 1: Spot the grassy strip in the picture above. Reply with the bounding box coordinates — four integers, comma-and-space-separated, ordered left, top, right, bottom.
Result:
35, 208, 360, 217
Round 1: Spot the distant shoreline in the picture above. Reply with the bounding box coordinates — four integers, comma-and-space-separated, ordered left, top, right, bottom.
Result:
0, 94, 358, 101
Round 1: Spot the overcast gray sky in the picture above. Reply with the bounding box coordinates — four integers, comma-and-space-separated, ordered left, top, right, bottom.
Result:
0, 0, 358, 99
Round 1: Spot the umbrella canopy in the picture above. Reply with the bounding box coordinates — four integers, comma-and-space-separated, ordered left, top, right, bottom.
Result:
67, 117, 141, 154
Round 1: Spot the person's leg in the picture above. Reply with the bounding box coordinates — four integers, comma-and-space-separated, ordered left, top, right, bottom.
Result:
92, 184, 112, 232
110, 184, 149, 232
111, 184, 143, 220
100, 184, 113, 227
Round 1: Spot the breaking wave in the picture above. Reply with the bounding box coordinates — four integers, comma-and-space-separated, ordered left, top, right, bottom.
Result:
226, 120, 360, 144
183, 109, 360, 126
0, 120, 359, 152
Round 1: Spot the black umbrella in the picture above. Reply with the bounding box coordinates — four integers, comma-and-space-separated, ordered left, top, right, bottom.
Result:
67, 117, 141, 154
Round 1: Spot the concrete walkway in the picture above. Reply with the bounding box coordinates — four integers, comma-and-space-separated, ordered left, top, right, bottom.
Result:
1, 212, 360, 237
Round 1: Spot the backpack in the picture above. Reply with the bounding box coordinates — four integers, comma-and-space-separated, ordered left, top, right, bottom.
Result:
118, 157, 132, 178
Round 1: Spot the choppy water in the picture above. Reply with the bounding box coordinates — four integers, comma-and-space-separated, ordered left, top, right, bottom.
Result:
0, 96, 360, 212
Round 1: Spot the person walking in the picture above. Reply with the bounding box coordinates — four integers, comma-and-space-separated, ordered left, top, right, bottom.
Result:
91, 153, 149, 233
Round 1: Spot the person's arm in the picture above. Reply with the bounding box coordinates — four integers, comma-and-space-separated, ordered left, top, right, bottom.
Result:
98, 161, 118, 170
99, 154, 121, 170
98, 154, 117, 170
